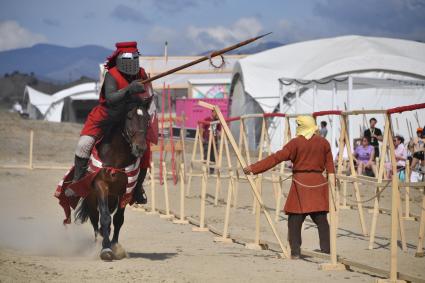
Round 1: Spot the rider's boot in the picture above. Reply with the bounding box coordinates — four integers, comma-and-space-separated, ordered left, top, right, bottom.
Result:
65, 155, 89, 197
133, 168, 148, 204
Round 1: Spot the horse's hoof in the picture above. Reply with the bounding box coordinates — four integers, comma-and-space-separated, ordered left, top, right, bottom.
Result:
100, 248, 113, 261
112, 243, 127, 260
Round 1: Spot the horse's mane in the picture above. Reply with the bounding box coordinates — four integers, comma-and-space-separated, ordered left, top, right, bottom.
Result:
97, 99, 139, 141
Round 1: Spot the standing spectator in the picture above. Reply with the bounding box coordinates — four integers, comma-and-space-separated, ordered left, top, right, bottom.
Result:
353, 136, 377, 176
199, 110, 221, 174
11, 101, 23, 114
319, 121, 328, 138
364, 118, 383, 158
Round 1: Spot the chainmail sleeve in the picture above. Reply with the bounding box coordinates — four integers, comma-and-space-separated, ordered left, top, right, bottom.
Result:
104, 72, 127, 105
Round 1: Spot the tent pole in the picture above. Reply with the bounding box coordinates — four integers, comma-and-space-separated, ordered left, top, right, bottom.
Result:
295, 85, 300, 114
347, 76, 353, 150
279, 82, 284, 149
313, 83, 317, 112
331, 82, 337, 155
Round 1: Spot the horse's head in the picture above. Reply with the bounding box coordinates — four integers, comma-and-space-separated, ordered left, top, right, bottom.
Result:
124, 100, 151, 157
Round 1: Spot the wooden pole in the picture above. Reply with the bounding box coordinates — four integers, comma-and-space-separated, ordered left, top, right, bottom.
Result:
320, 173, 345, 270
369, 115, 390, 249
146, 161, 159, 215
206, 127, 213, 174
193, 166, 209, 232
28, 130, 34, 170
214, 169, 235, 243
173, 163, 189, 224
223, 134, 238, 208
214, 132, 225, 206
340, 161, 350, 209
198, 101, 290, 259
385, 117, 404, 282
167, 85, 177, 184
342, 116, 368, 236
187, 124, 203, 196
160, 161, 174, 219
403, 160, 414, 220
246, 174, 264, 250
274, 174, 283, 222
415, 188, 425, 257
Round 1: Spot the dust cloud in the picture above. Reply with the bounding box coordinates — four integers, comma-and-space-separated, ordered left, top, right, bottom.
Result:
0, 208, 98, 258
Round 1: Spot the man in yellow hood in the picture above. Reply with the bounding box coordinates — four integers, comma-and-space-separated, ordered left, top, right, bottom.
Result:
244, 115, 334, 259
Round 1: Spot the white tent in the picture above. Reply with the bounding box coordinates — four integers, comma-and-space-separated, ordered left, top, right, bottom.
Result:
230, 35, 425, 153
24, 82, 100, 123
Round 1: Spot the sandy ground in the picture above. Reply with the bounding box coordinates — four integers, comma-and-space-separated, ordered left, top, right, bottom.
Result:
0, 111, 424, 282
0, 168, 374, 283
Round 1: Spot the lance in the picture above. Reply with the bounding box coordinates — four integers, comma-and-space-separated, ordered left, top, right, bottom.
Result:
138, 32, 272, 84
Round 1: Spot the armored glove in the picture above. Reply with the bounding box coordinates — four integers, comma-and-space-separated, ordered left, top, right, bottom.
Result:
126, 81, 145, 95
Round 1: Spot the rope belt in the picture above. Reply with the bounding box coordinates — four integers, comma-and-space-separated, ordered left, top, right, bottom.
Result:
292, 170, 328, 188
292, 178, 328, 188
292, 169, 323, 174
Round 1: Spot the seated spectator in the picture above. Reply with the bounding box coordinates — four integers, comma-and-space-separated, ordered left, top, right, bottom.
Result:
353, 136, 377, 176
385, 135, 407, 180
408, 127, 425, 180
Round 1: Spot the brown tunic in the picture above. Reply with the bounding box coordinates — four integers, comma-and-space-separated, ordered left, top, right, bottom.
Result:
250, 134, 335, 214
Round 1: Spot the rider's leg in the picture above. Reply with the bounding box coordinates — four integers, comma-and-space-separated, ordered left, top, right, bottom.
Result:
133, 168, 148, 204
73, 135, 95, 181
65, 135, 95, 197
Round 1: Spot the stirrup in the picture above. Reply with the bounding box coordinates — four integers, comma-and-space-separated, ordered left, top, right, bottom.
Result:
65, 188, 77, 197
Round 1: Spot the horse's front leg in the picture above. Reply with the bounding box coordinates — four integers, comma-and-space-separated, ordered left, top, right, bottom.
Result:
112, 206, 125, 244
111, 206, 127, 260
96, 181, 113, 261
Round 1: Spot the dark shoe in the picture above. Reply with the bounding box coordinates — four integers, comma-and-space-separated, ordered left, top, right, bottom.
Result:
291, 253, 301, 260
65, 156, 89, 197
73, 155, 89, 182
314, 248, 330, 254
133, 168, 148, 204
133, 186, 147, 204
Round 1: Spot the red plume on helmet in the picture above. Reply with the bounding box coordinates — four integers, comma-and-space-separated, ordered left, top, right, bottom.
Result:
104, 41, 139, 70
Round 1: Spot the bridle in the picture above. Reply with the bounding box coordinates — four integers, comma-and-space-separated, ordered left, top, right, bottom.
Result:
122, 107, 149, 148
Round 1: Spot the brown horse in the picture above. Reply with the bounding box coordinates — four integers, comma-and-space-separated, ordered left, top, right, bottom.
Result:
75, 98, 151, 261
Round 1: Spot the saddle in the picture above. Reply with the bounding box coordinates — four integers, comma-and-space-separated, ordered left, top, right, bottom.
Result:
54, 143, 141, 224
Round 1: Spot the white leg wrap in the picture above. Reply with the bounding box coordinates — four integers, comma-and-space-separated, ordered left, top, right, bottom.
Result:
75, 135, 96, 158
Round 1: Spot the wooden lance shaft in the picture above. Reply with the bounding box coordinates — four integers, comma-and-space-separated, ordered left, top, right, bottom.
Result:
198, 101, 290, 259
137, 33, 271, 85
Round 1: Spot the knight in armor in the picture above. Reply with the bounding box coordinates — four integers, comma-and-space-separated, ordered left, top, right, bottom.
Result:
67, 41, 157, 205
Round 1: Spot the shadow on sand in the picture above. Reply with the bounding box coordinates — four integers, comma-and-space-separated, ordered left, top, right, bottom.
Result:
127, 252, 178, 261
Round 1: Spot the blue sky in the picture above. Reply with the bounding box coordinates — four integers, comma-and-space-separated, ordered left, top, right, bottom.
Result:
0, 0, 424, 55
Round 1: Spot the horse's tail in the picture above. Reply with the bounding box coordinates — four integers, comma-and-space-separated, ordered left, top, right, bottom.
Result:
74, 198, 90, 224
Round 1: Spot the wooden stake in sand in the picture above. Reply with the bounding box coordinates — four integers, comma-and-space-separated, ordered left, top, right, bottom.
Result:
146, 161, 159, 215
415, 188, 425, 257
198, 101, 290, 259
193, 165, 209, 232
214, 169, 235, 244
186, 124, 205, 196
403, 160, 415, 221
320, 173, 345, 271
160, 161, 174, 219
173, 163, 189, 224
245, 174, 264, 250
29, 130, 34, 170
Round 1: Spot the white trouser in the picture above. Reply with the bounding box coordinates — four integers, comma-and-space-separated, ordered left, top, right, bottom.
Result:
75, 135, 96, 159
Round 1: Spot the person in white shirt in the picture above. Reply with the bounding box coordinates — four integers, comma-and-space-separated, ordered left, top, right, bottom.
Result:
385, 135, 407, 179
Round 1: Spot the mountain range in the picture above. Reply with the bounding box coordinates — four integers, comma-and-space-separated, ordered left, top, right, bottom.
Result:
0, 41, 283, 82
0, 44, 112, 83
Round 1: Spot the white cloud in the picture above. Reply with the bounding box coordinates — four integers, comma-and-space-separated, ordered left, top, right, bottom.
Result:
187, 17, 263, 51
0, 21, 47, 51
